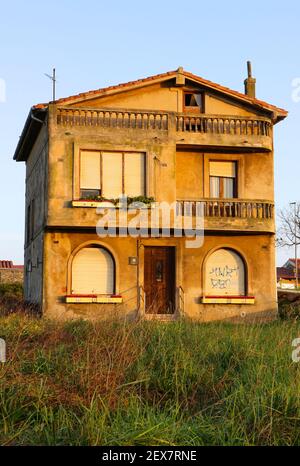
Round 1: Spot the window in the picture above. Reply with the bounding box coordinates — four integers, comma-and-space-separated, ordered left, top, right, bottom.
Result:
205, 248, 246, 296
80, 151, 101, 198
184, 92, 203, 112
80, 150, 145, 199
26, 199, 35, 243
26, 204, 31, 243
31, 199, 35, 240
71, 245, 115, 295
209, 161, 237, 198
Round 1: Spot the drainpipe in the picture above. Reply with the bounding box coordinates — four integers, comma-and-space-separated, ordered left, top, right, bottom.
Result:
30, 108, 46, 125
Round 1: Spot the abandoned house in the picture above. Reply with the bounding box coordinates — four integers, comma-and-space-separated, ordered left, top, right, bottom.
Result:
13, 65, 287, 321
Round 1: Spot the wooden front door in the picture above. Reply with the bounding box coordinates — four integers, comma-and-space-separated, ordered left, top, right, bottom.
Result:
144, 247, 175, 314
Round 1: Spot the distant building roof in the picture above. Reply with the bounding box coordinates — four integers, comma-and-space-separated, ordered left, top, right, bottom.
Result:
277, 267, 295, 280
0, 260, 24, 270
286, 258, 300, 267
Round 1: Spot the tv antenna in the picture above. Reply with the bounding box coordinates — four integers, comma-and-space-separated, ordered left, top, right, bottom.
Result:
44, 68, 56, 101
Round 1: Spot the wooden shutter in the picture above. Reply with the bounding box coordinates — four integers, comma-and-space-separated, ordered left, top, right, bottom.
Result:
80, 151, 101, 189
209, 161, 236, 178
102, 152, 123, 198
124, 152, 145, 196
72, 247, 114, 295
205, 248, 245, 296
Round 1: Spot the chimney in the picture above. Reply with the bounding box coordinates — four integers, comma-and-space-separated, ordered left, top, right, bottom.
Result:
175, 66, 185, 86
244, 61, 256, 98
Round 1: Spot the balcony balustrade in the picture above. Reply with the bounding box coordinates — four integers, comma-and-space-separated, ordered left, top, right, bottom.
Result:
176, 199, 274, 219
175, 198, 274, 233
56, 107, 272, 151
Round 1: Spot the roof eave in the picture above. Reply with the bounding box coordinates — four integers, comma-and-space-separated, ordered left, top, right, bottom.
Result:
13, 107, 47, 162
26, 68, 288, 127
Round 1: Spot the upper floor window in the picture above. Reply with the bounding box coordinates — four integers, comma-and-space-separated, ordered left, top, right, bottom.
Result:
80, 150, 145, 199
26, 199, 35, 244
184, 92, 203, 113
209, 161, 237, 199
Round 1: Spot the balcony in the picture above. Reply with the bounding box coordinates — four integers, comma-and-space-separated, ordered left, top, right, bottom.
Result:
56, 107, 169, 130
176, 114, 272, 151
56, 107, 272, 152
68, 198, 274, 234
176, 199, 275, 233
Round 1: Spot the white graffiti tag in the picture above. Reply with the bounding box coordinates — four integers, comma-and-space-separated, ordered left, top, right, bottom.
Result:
209, 265, 239, 290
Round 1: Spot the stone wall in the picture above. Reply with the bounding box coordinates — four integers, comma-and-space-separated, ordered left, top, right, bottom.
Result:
0, 268, 24, 284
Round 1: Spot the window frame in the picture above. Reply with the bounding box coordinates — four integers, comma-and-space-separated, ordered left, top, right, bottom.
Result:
78, 149, 147, 200
26, 199, 35, 245
183, 91, 204, 113
202, 247, 255, 304
70, 244, 116, 296
26, 204, 31, 244
209, 161, 238, 199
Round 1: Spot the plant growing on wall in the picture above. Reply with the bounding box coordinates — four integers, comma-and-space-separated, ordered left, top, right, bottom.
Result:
79, 195, 155, 206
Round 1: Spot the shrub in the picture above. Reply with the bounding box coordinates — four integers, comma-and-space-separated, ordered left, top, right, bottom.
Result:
279, 301, 300, 320
0, 283, 23, 298
0, 283, 40, 317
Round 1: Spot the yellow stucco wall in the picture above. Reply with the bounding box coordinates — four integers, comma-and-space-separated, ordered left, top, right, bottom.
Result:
205, 94, 255, 116
43, 231, 277, 322
75, 84, 180, 112
67, 81, 266, 117
176, 151, 203, 199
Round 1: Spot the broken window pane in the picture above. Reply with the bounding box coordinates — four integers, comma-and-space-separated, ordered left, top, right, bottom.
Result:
185, 93, 202, 108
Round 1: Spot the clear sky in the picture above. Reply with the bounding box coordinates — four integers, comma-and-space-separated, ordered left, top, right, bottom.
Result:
0, 0, 299, 265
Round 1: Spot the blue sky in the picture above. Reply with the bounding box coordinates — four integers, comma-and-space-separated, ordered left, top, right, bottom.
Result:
0, 0, 299, 264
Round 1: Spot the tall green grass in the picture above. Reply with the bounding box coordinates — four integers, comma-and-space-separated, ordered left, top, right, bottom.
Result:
0, 316, 300, 445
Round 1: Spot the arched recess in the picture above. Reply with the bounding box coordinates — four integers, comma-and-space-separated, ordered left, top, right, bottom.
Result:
203, 247, 248, 296
69, 243, 116, 295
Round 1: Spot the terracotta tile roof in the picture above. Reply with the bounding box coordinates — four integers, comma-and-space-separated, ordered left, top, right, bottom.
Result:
287, 258, 300, 266
33, 68, 288, 118
0, 260, 23, 269
184, 70, 288, 116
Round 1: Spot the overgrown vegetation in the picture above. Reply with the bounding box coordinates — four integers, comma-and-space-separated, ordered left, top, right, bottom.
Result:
0, 283, 40, 317
1, 314, 300, 446
0, 283, 23, 299
278, 290, 300, 320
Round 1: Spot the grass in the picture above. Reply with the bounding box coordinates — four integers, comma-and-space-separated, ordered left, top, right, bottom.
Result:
1, 313, 300, 446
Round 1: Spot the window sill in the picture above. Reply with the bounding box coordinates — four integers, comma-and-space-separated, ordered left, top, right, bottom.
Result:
72, 200, 153, 209
65, 294, 123, 304
202, 296, 255, 305
72, 200, 115, 208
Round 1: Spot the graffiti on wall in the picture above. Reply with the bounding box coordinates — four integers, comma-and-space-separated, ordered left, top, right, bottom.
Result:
209, 265, 239, 290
